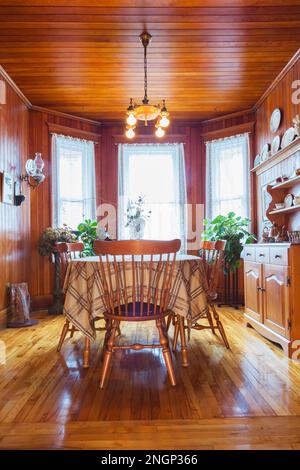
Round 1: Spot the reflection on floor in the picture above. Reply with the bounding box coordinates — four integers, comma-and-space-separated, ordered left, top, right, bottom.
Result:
0, 307, 300, 449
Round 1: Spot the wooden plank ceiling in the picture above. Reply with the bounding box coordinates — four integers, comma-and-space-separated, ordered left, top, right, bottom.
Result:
1, 0, 300, 122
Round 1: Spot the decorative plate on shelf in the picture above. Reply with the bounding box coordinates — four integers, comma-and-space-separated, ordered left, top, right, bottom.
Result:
281, 127, 297, 149
284, 193, 294, 208
270, 108, 281, 133
253, 154, 261, 167
271, 135, 281, 155
261, 143, 270, 162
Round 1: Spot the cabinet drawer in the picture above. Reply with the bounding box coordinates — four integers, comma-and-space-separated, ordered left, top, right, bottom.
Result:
255, 246, 270, 263
241, 246, 256, 261
269, 247, 289, 266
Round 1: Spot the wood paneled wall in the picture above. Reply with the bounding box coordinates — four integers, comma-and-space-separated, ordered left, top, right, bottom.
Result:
28, 112, 255, 307
28, 110, 101, 308
99, 121, 203, 207
1, 52, 299, 311
26, 118, 205, 306
255, 60, 300, 156
199, 111, 256, 304
0, 76, 30, 323
255, 56, 300, 236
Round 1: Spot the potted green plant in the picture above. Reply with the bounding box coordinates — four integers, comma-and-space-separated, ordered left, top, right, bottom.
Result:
77, 219, 110, 256
202, 212, 256, 272
77, 219, 97, 256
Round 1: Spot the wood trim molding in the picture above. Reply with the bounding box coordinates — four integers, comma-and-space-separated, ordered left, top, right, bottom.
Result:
32, 105, 101, 127
113, 134, 189, 144
254, 48, 300, 110
201, 121, 255, 141
251, 136, 300, 175
47, 122, 100, 142
0, 65, 31, 108
201, 108, 254, 126
31, 295, 53, 310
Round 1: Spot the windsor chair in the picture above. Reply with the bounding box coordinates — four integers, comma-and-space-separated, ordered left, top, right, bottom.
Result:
94, 239, 181, 388
172, 240, 230, 352
56, 242, 86, 353
56, 241, 109, 367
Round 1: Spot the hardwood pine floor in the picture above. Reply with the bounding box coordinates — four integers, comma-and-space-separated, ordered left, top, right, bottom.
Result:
0, 307, 300, 449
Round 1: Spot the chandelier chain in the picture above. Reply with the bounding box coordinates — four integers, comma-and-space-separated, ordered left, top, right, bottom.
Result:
143, 42, 148, 105
125, 31, 170, 138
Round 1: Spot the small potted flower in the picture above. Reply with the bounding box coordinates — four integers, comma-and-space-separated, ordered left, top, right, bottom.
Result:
125, 195, 151, 240
38, 225, 77, 314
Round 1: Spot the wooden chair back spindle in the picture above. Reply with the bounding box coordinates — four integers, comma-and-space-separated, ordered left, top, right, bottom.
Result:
172, 239, 230, 354
94, 239, 181, 321
55, 242, 84, 285
93, 239, 181, 388
199, 240, 226, 301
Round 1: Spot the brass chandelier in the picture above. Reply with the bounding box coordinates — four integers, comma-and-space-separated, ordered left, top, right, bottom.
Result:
125, 31, 170, 139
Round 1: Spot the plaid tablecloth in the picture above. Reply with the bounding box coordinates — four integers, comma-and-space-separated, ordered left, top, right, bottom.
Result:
63, 254, 209, 340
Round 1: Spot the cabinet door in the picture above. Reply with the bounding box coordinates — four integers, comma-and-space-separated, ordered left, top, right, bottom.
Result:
263, 264, 290, 338
244, 261, 262, 322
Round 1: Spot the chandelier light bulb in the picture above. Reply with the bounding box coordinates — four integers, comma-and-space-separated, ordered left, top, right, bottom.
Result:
155, 127, 165, 138
159, 115, 170, 128
126, 113, 137, 126
125, 127, 135, 139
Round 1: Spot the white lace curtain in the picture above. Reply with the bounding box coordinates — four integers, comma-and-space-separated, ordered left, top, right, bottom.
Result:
52, 133, 96, 229
205, 133, 250, 220
118, 143, 187, 251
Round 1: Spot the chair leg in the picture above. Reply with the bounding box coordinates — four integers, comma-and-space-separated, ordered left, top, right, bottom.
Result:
57, 320, 70, 352
207, 309, 217, 335
83, 337, 91, 368
156, 319, 176, 387
178, 316, 189, 367
102, 318, 112, 356
211, 304, 230, 349
166, 313, 174, 332
99, 320, 119, 389
70, 325, 76, 338
172, 316, 180, 352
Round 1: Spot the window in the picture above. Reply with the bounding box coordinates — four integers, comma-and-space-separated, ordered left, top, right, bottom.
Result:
205, 133, 250, 219
118, 143, 187, 250
52, 134, 96, 229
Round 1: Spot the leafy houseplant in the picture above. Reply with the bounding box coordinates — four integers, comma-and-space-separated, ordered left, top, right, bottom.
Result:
77, 219, 110, 256
77, 219, 97, 256
202, 212, 256, 272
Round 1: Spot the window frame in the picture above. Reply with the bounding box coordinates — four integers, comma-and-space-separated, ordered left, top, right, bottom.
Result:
205, 132, 251, 221
51, 133, 96, 229
117, 143, 187, 250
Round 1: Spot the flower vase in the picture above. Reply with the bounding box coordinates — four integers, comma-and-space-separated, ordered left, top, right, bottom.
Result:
129, 218, 145, 240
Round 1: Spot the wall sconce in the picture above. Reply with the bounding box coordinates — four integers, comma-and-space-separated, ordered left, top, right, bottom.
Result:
21, 153, 45, 189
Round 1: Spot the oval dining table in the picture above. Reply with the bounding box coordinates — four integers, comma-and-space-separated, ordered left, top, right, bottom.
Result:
62, 253, 210, 368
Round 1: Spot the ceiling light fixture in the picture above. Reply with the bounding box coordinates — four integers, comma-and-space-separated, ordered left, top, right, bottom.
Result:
125, 31, 170, 139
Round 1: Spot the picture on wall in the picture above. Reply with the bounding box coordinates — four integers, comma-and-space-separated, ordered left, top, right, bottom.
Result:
1, 172, 14, 205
